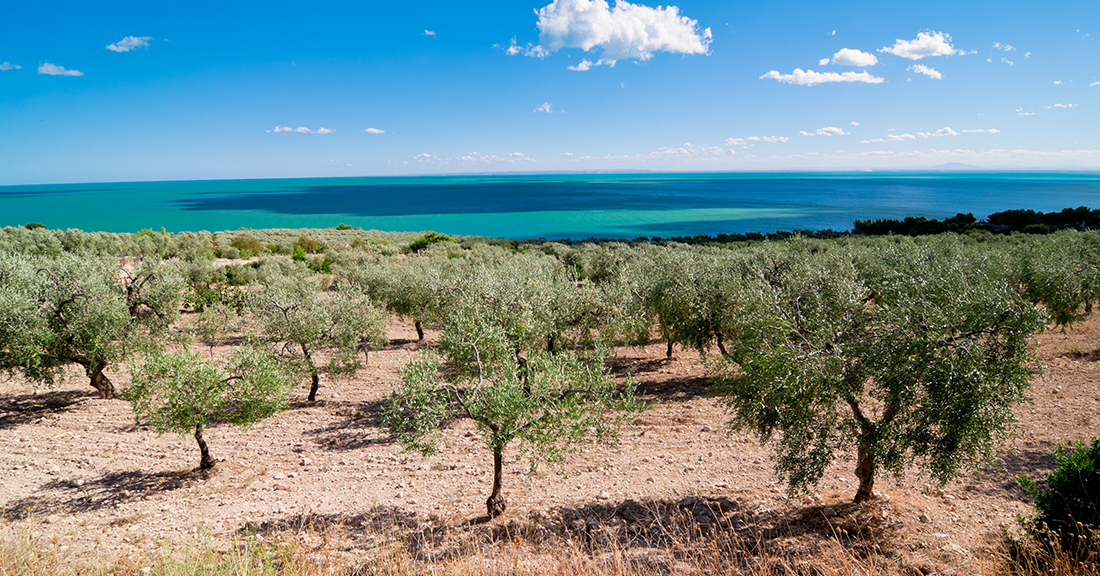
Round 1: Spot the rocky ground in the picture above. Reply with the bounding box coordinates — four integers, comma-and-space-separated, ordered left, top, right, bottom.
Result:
1, 314, 1098, 573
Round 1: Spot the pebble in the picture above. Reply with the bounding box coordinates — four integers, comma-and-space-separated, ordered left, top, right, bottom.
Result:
596, 491, 611, 500
49, 465, 60, 474
919, 513, 931, 523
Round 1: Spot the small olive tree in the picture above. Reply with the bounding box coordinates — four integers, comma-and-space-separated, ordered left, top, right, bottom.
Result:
254, 278, 388, 402
382, 311, 640, 519
124, 346, 293, 470
715, 239, 1047, 502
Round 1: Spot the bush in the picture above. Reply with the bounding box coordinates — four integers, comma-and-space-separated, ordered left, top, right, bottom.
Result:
408, 231, 457, 252
23, 222, 46, 230
230, 234, 265, 257
1020, 438, 1100, 553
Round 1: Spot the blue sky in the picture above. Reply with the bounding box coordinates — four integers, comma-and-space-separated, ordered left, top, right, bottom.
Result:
1, 0, 1098, 185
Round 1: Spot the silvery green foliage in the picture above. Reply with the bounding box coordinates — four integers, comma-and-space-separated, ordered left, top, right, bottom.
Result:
123, 346, 293, 468
253, 276, 388, 401
0, 252, 185, 397
715, 237, 1047, 501
1014, 230, 1100, 327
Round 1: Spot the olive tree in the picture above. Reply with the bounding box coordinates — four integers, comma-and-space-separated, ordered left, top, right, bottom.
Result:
0, 253, 184, 399
1014, 230, 1100, 327
254, 277, 388, 402
123, 346, 293, 470
382, 300, 640, 519
345, 255, 459, 341
715, 239, 1047, 502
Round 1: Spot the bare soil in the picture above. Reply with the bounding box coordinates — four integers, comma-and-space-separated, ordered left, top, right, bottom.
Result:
2, 314, 1098, 573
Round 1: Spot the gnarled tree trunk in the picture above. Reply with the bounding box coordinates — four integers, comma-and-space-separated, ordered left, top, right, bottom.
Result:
853, 441, 875, 503
88, 360, 115, 399
715, 331, 729, 356
195, 424, 215, 470
486, 450, 507, 519
302, 344, 321, 402
415, 321, 425, 341
666, 341, 674, 358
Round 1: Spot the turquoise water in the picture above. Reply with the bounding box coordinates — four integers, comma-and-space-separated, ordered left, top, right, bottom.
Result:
2, 172, 1099, 239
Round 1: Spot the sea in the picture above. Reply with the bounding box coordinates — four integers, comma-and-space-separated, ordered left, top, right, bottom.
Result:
2, 172, 1099, 240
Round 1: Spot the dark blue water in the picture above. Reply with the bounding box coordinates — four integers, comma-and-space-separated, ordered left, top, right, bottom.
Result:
2, 172, 1098, 239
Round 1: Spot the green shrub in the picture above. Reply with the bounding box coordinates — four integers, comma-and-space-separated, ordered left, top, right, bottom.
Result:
292, 244, 306, 261
230, 234, 265, 257
295, 235, 324, 253
408, 231, 457, 252
1020, 438, 1100, 552
23, 222, 46, 230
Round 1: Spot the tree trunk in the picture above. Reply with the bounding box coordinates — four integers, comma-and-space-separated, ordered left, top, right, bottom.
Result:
715, 332, 729, 356
853, 442, 875, 503
88, 361, 115, 399
547, 334, 555, 353
307, 371, 321, 402
415, 321, 425, 341
486, 450, 507, 519
195, 424, 215, 470
666, 341, 674, 358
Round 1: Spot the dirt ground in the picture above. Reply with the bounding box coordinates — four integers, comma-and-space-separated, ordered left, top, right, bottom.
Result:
1, 313, 1098, 573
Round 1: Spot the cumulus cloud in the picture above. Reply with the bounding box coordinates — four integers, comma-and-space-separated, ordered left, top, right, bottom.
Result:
312, 127, 335, 135
1054, 80, 1062, 85
1002, 58, 1014, 66
917, 127, 959, 138
505, 37, 551, 58
364, 128, 385, 134
106, 36, 152, 52
879, 31, 957, 60
37, 62, 83, 76
0, 62, 21, 71
531, 0, 712, 68
962, 128, 1000, 133
1050, 103, 1076, 108
534, 102, 554, 113
908, 64, 943, 79
726, 135, 788, 146
850, 121, 860, 126
992, 42, 1015, 51
562, 152, 574, 156
1016, 108, 1036, 116
568, 59, 594, 71
423, 30, 437, 37
760, 68, 883, 86
864, 133, 917, 143
822, 48, 878, 66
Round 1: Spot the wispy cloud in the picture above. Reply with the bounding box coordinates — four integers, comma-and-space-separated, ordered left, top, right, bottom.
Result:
962, 128, 1000, 133
850, 121, 860, 126
1001, 58, 1014, 66
908, 64, 943, 79
1053, 80, 1062, 85
760, 68, 883, 86
879, 31, 957, 60
106, 36, 152, 52
1091, 82, 1100, 87
364, 128, 386, 134
820, 48, 878, 67
725, 135, 789, 146
568, 59, 593, 71
37, 62, 83, 76
992, 42, 1015, 52
917, 127, 959, 138
529, 0, 712, 68
414, 151, 536, 164
799, 126, 849, 137
0, 62, 21, 71
423, 30, 437, 37
505, 37, 550, 58
863, 133, 917, 143
1016, 108, 1036, 116
534, 102, 554, 113
1047, 103, 1076, 109
266, 125, 335, 134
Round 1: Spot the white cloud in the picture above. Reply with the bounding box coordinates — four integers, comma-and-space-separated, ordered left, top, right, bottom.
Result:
917, 127, 959, 138
850, 121, 859, 126
37, 62, 83, 76
879, 31, 957, 60
0, 62, 21, 71
1002, 58, 1014, 66
908, 64, 943, 79
760, 68, 883, 86
760, 135, 789, 143
568, 59, 593, 71
267, 125, 333, 134
1091, 82, 1100, 87
268, 126, 293, 133
727, 135, 788, 145
823, 48, 878, 67
962, 128, 1000, 133
106, 36, 152, 52
423, 30, 437, 37
800, 126, 849, 137
312, 127, 335, 135
866, 133, 917, 143
562, 152, 574, 156
1050, 103, 1076, 109
1054, 80, 1062, 85
534, 102, 554, 113
505, 37, 551, 58
1025, 52, 1031, 58
818, 58, 830, 66
294, 127, 312, 133
364, 128, 386, 134
415, 151, 536, 164
992, 42, 1015, 52
532, 0, 712, 67
509, 152, 526, 157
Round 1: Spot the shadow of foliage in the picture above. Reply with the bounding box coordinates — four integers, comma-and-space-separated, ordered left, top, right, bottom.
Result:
0, 469, 199, 520
0, 389, 98, 430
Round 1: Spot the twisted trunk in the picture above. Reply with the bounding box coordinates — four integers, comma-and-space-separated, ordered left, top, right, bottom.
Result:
715, 331, 729, 356
88, 360, 115, 399
302, 344, 321, 402
195, 424, 215, 470
415, 321, 425, 341
853, 442, 875, 503
486, 450, 507, 519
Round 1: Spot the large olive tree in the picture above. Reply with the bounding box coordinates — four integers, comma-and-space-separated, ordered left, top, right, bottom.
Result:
715, 238, 1047, 502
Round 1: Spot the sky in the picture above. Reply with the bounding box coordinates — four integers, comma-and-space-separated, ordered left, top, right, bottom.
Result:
1, 0, 1098, 185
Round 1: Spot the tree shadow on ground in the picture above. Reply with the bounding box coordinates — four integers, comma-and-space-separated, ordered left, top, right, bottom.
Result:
0, 468, 201, 520
0, 389, 98, 431
304, 399, 399, 451
634, 376, 710, 402
1060, 347, 1100, 362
